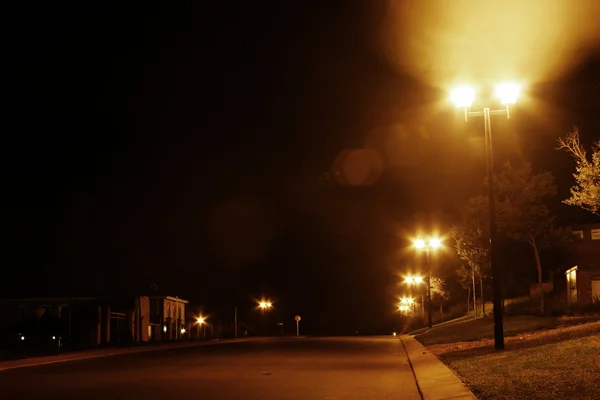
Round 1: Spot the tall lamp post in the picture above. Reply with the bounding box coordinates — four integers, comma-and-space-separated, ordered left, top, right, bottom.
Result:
258, 299, 273, 336
450, 83, 520, 350
413, 237, 441, 329
196, 316, 207, 339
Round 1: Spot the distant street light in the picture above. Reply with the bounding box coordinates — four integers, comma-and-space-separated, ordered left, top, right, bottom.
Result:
413, 237, 443, 329
258, 299, 273, 322
398, 297, 415, 315
259, 300, 273, 312
405, 275, 424, 285
295, 315, 301, 336
404, 275, 425, 316
450, 82, 521, 350
196, 315, 207, 338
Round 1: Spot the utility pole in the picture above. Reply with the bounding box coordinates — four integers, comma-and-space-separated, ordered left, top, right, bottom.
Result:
234, 306, 238, 338
175, 296, 179, 341
426, 250, 432, 329
472, 265, 478, 319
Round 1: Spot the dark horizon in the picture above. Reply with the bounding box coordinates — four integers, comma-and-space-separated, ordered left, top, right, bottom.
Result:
3, 2, 600, 334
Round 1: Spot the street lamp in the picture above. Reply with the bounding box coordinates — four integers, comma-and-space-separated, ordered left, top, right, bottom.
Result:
196, 316, 207, 338
404, 275, 425, 316
259, 300, 273, 312
398, 297, 415, 315
450, 83, 520, 350
412, 237, 442, 329
258, 299, 273, 318
405, 275, 423, 285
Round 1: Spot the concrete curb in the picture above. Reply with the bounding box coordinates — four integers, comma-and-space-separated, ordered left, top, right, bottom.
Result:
401, 335, 477, 400
0, 337, 260, 372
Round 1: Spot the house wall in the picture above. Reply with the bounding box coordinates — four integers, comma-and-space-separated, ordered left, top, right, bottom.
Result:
578, 269, 600, 304
139, 296, 150, 342
163, 298, 186, 325
570, 224, 600, 268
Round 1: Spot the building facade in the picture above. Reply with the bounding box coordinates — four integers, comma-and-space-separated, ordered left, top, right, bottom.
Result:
565, 223, 600, 304
0, 294, 191, 357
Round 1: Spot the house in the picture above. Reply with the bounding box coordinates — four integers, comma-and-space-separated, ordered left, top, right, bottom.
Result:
0, 297, 102, 354
0, 294, 191, 357
98, 295, 191, 344
147, 296, 189, 341
564, 223, 600, 304
565, 266, 600, 304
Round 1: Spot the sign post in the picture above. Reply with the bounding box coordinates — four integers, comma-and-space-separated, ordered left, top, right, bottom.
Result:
295, 315, 301, 336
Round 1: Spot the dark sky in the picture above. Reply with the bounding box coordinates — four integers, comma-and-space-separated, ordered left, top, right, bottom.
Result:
3, 1, 599, 333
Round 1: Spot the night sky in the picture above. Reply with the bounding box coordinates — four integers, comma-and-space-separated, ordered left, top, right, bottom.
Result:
3, 1, 599, 333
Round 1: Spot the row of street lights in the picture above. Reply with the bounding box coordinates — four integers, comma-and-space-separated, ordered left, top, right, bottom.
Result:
397, 84, 519, 349
398, 236, 442, 329
188, 298, 273, 339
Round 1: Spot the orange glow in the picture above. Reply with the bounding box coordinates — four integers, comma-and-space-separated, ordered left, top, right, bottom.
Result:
429, 238, 441, 249
379, 2, 600, 88
494, 83, 521, 104
413, 239, 426, 249
450, 86, 476, 108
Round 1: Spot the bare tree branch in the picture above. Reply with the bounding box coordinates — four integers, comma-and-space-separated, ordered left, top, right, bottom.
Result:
556, 128, 600, 216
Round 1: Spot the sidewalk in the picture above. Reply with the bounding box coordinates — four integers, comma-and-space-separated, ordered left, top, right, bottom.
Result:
401, 335, 477, 400
0, 337, 258, 372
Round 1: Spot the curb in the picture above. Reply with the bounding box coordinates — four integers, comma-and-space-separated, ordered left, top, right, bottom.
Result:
401, 335, 477, 400
0, 337, 259, 372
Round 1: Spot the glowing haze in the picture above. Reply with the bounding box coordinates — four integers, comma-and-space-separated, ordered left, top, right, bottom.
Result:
379, 0, 600, 89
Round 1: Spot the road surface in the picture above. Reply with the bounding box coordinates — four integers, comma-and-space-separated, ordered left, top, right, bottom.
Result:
0, 337, 422, 400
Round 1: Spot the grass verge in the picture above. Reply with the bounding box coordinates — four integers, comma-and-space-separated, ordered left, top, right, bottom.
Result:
415, 315, 599, 346
426, 320, 600, 400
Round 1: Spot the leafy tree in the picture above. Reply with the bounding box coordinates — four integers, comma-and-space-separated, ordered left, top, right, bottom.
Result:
450, 215, 489, 316
556, 128, 600, 216
429, 276, 449, 313
467, 161, 566, 313
455, 264, 473, 312
450, 221, 488, 276
494, 161, 557, 286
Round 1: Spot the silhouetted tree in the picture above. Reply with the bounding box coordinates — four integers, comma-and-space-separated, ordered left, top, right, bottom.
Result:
450, 204, 490, 316
468, 161, 570, 313
429, 276, 449, 314
455, 265, 472, 312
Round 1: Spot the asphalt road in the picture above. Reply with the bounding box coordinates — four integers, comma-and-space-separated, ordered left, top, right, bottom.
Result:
0, 337, 422, 400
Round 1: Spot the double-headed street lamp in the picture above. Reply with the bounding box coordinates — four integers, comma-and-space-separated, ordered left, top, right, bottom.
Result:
258, 299, 273, 316
398, 297, 415, 315
413, 237, 442, 329
404, 275, 425, 317
450, 82, 521, 350
258, 299, 273, 336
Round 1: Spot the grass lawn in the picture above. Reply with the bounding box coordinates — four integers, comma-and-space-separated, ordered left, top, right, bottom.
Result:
425, 319, 600, 400
415, 315, 600, 346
